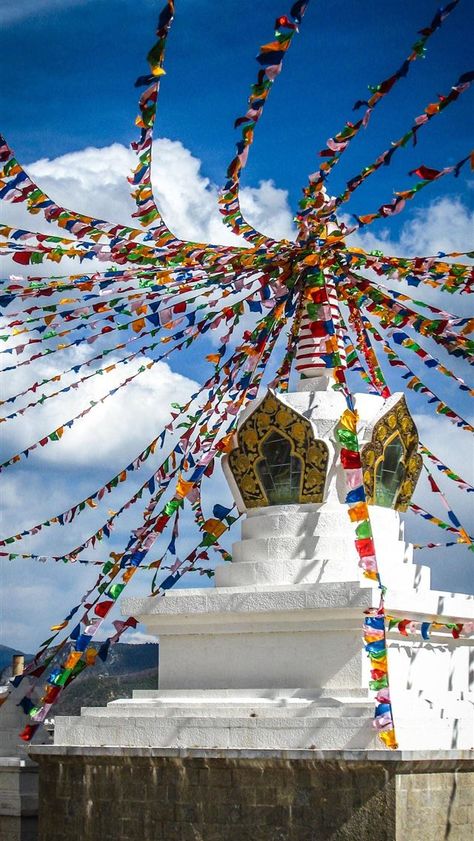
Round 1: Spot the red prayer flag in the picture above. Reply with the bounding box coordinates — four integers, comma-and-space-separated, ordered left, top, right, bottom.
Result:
19, 724, 39, 742
340, 448, 361, 469
409, 165, 441, 181
94, 600, 114, 618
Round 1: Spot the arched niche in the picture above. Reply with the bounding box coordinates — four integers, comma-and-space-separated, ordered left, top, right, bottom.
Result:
228, 391, 329, 508
361, 395, 422, 511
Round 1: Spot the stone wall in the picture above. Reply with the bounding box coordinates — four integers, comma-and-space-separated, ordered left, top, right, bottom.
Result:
0, 815, 37, 841
0, 761, 38, 841
396, 770, 473, 841
31, 749, 473, 841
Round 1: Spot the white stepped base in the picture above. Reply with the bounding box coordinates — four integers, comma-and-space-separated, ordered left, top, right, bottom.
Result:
241, 507, 401, 544
232, 535, 410, 566
216, 556, 429, 588
54, 689, 378, 750
52, 688, 474, 751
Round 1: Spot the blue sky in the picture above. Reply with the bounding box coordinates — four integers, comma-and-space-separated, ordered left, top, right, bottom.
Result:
0, 0, 473, 652
1, 0, 473, 229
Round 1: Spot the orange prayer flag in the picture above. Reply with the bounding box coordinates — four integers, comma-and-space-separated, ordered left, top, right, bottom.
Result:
64, 651, 82, 670
216, 432, 235, 453
202, 518, 227, 539
85, 648, 98, 666
303, 254, 320, 266
132, 318, 145, 333
176, 475, 195, 499
348, 503, 369, 522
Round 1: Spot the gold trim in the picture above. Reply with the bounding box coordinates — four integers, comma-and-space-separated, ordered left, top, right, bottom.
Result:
228, 392, 329, 508
361, 395, 422, 511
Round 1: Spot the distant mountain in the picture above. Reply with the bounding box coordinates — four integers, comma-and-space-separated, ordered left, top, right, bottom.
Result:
92, 642, 159, 677
0, 642, 159, 716
54, 643, 159, 716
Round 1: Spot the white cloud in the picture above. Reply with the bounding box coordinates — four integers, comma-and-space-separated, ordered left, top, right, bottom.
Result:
1, 354, 197, 470
3, 139, 295, 250
348, 196, 474, 261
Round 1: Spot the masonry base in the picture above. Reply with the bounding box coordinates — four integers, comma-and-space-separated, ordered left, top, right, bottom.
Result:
29, 747, 474, 841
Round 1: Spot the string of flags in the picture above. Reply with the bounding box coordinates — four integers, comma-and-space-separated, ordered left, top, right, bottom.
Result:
1, 0, 472, 750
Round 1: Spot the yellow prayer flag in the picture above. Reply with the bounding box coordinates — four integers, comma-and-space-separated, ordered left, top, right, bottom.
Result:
176, 475, 195, 499
50, 621, 68, 631
458, 529, 472, 545
202, 518, 227, 539
340, 408, 358, 432
379, 730, 398, 749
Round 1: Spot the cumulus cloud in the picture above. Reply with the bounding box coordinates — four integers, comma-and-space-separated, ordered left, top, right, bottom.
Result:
1, 354, 198, 471
5, 138, 295, 249
347, 196, 474, 260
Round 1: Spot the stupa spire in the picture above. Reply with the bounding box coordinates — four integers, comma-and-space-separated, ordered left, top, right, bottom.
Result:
294, 188, 346, 384
294, 271, 346, 382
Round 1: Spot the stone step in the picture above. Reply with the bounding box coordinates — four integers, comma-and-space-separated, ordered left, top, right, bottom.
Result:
232, 535, 409, 566
132, 688, 371, 701
53, 714, 379, 750
242, 507, 401, 543
215, 556, 359, 587
78, 700, 375, 719
217, 556, 430, 590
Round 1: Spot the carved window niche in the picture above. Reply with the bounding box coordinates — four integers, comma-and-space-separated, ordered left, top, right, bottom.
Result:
361, 396, 422, 511
228, 392, 329, 508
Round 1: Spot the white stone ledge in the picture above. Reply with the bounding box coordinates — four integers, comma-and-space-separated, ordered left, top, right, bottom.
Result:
384, 590, 474, 622
124, 583, 474, 623
131, 688, 370, 700
28, 745, 474, 764
123, 582, 375, 622
0, 759, 28, 768
125, 583, 474, 629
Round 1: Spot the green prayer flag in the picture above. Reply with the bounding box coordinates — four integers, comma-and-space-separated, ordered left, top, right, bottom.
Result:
356, 521, 372, 539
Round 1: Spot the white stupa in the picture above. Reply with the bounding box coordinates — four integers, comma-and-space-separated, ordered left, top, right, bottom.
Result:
51, 286, 474, 752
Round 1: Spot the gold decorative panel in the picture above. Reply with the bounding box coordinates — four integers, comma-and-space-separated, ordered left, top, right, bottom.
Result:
228, 391, 329, 508
361, 396, 422, 511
